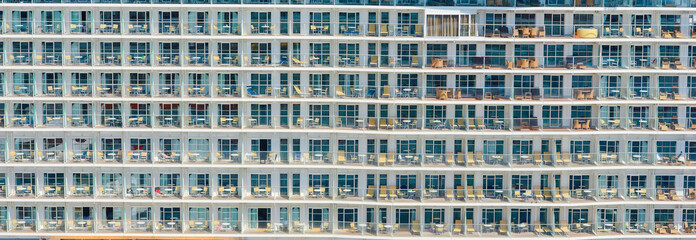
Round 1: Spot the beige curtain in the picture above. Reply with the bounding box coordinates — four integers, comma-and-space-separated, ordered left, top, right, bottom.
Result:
427, 15, 459, 37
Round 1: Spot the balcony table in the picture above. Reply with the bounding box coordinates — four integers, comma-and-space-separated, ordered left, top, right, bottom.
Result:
407, 189, 416, 199
519, 155, 529, 164
603, 223, 613, 230
163, 117, 173, 127
401, 119, 412, 129
357, 223, 367, 233
482, 224, 493, 233
384, 224, 394, 234
402, 88, 412, 96
425, 155, 435, 163
517, 223, 527, 233
17, 220, 26, 229
313, 88, 324, 96
354, 119, 365, 128
404, 155, 414, 162
522, 192, 532, 201
494, 190, 504, 199
314, 153, 323, 162
495, 120, 505, 129
165, 221, 176, 230
353, 88, 364, 97
490, 155, 502, 165
221, 87, 231, 95
272, 222, 284, 232
76, 221, 87, 229
48, 221, 58, 230
582, 154, 591, 163
429, 189, 439, 198
196, 118, 207, 126
357, 154, 366, 163
269, 87, 281, 96
435, 224, 445, 234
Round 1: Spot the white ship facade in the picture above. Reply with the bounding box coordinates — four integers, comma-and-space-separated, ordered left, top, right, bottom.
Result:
0, 0, 695, 239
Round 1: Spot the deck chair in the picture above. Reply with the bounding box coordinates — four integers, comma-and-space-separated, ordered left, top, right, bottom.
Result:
467, 152, 475, 165
534, 186, 543, 200
456, 152, 465, 165
561, 187, 571, 200
454, 220, 462, 233
411, 221, 421, 235
466, 186, 475, 199
388, 185, 397, 199
535, 222, 544, 235
381, 85, 390, 98
365, 185, 375, 198
446, 153, 454, 165
560, 221, 570, 234
466, 219, 475, 233
475, 187, 485, 199
456, 186, 465, 199
378, 153, 387, 165
445, 188, 454, 200
499, 221, 508, 234
543, 187, 552, 200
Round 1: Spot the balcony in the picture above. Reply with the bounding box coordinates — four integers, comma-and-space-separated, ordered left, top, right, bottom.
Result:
100, 116, 122, 127
127, 24, 149, 34
127, 54, 150, 66
97, 185, 122, 198
7, 23, 32, 34
9, 53, 32, 65
11, 115, 33, 127
97, 24, 120, 34
127, 116, 150, 127
37, 150, 64, 162
215, 23, 240, 35
127, 186, 151, 198
159, 23, 180, 34
95, 220, 123, 233
156, 116, 181, 128
68, 150, 93, 162
126, 85, 149, 97
69, 22, 91, 34
42, 185, 64, 198
69, 185, 93, 197
35, 22, 61, 34
215, 54, 240, 66
127, 151, 150, 163
188, 186, 209, 198
155, 186, 181, 198
187, 116, 210, 127
127, 220, 152, 233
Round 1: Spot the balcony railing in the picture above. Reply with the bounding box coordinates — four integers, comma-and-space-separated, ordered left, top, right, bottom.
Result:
0, 0, 694, 6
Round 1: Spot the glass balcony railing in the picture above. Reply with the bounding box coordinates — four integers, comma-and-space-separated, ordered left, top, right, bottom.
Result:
96, 220, 124, 232
127, 220, 153, 232
0, 0, 692, 6
36, 22, 62, 34
10, 50, 696, 71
